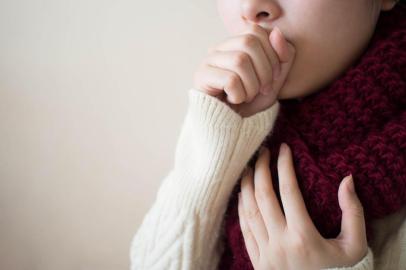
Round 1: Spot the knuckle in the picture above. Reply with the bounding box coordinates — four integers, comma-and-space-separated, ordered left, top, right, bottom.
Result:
233, 52, 250, 68
289, 232, 309, 256
246, 206, 261, 220
242, 34, 258, 48
226, 74, 241, 89
246, 93, 256, 103
250, 81, 260, 97
271, 242, 286, 259
230, 94, 243, 104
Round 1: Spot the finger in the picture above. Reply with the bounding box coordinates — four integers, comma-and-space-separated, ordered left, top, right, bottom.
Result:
269, 26, 292, 64
240, 23, 281, 94
241, 166, 269, 245
269, 28, 296, 92
214, 32, 274, 98
204, 50, 260, 103
193, 64, 247, 104
254, 146, 286, 235
238, 191, 259, 263
277, 143, 315, 231
337, 174, 367, 256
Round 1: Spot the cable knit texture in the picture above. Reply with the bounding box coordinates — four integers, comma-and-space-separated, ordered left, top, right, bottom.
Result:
130, 4, 405, 270
130, 88, 281, 269
129, 86, 400, 270
219, 4, 406, 270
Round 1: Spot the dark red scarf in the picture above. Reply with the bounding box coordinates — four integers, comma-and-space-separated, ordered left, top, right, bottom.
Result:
219, 4, 406, 269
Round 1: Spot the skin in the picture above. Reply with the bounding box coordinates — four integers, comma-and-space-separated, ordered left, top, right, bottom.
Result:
192, 0, 398, 268
194, 23, 297, 117
216, 0, 398, 100
193, 0, 398, 117
238, 144, 368, 269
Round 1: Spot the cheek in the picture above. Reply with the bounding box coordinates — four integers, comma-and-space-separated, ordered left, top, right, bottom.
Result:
278, 2, 379, 99
279, 29, 375, 100
216, 0, 379, 100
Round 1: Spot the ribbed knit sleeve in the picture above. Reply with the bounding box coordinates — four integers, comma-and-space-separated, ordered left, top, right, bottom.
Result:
129, 88, 280, 270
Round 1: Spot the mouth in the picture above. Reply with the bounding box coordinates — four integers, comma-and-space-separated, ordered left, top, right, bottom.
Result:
253, 23, 293, 45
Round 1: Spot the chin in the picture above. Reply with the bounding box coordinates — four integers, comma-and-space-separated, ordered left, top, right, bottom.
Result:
277, 78, 305, 100
277, 73, 328, 100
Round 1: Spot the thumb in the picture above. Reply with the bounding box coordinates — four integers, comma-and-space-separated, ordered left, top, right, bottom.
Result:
337, 174, 367, 253
269, 26, 294, 63
269, 27, 295, 88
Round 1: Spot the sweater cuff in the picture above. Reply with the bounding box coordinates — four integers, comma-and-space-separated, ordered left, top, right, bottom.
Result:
321, 247, 374, 270
186, 87, 242, 128
156, 88, 280, 217
210, 96, 281, 215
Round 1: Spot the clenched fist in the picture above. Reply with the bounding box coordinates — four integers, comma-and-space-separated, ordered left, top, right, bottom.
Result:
193, 23, 296, 117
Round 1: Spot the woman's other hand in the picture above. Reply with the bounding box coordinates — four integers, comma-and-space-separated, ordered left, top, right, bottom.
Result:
238, 143, 368, 270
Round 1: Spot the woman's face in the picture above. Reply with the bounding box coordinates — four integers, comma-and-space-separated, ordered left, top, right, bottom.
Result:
216, 0, 397, 99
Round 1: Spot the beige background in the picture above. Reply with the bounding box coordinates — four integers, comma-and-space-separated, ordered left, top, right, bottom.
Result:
0, 1, 226, 269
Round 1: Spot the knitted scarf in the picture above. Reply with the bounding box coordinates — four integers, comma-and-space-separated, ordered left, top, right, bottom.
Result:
218, 4, 406, 269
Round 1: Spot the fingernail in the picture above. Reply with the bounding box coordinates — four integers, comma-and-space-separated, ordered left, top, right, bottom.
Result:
271, 26, 290, 63
274, 26, 283, 37
279, 142, 287, 154
346, 174, 355, 193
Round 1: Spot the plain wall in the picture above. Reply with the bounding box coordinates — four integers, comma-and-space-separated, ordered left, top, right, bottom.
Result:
0, 1, 226, 269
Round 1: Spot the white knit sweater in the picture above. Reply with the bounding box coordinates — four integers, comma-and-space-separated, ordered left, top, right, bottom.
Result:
129, 88, 406, 270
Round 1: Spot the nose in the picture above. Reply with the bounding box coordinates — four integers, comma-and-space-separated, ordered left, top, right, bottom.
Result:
241, 0, 281, 24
